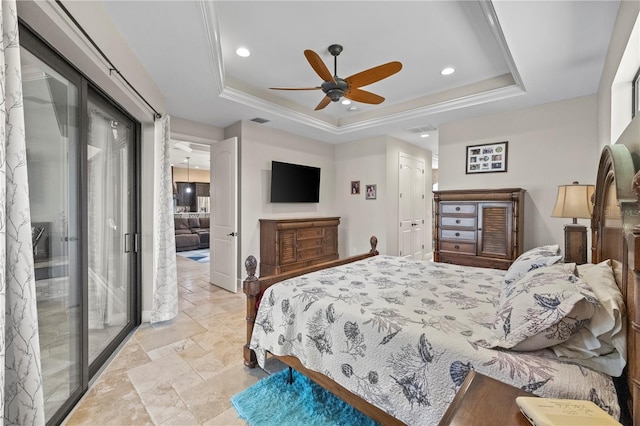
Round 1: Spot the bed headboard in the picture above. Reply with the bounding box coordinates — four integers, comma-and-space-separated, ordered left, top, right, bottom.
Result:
592, 144, 640, 425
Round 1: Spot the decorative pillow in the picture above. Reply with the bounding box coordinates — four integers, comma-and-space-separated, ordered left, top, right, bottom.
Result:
553, 259, 627, 376
503, 245, 562, 286
492, 263, 598, 351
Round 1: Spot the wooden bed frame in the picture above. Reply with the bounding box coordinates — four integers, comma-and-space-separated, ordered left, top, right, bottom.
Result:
243, 144, 640, 425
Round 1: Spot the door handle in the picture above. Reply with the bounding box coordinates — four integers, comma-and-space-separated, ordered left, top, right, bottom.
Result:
227, 232, 238, 237
124, 233, 132, 253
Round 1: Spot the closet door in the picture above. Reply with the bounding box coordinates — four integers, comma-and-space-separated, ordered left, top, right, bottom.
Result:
399, 154, 426, 259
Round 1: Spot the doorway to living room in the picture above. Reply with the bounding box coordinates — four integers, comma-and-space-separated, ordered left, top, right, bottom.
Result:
171, 140, 211, 265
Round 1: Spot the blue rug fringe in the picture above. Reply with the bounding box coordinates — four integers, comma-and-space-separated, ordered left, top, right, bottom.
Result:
231, 369, 379, 426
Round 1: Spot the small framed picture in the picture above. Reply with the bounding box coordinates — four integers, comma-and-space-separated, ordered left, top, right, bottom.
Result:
466, 141, 508, 174
351, 180, 360, 194
365, 184, 377, 200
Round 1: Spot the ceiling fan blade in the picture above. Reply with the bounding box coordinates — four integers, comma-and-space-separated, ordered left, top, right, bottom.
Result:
345, 88, 385, 104
314, 96, 331, 111
345, 61, 402, 89
304, 50, 335, 83
269, 87, 321, 90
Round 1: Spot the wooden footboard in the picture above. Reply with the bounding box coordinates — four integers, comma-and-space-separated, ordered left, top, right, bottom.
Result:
242, 236, 379, 368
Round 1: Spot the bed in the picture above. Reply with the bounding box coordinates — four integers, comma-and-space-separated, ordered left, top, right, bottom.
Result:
243, 144, 640, 425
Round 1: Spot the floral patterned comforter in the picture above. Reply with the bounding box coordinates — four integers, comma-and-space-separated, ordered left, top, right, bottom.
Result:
249, 256, 620, 425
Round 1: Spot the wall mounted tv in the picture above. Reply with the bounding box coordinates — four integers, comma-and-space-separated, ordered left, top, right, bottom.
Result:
270, 161, 321, 203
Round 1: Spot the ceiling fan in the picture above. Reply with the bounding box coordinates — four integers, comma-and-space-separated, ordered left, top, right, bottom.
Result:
270, 44, 402, 111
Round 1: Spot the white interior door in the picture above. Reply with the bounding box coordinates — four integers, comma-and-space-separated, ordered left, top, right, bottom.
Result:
412, 159, 426, 259
399, 160, 414, 259
398, 153, 426, 260
210, 137, 238, 292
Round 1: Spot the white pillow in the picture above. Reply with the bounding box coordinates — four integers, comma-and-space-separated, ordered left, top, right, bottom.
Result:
493, 262, 598, 351
503, 245, 562, 285
552, 259, 627, 376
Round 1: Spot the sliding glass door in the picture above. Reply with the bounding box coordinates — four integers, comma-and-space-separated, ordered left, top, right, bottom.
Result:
20, 25, 140, 425
86, 92, 135, 365
21, 43, 82, 423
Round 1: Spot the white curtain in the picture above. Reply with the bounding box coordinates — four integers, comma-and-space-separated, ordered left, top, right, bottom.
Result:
86, 109, 119, 330
151, 115, 178, 323
0, 0, 45, 423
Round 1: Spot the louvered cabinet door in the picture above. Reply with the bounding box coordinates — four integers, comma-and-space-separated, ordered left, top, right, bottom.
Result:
477, 202, 513, 259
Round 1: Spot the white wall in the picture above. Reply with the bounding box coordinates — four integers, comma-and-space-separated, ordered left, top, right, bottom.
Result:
335, 137, 388, 255
172, 116, 224, 144
438, 95, 599, 255
234, 121, 337, 275
233, 122, 434, 271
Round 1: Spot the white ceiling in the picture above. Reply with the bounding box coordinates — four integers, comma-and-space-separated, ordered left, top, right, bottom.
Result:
100, 1, 620, 169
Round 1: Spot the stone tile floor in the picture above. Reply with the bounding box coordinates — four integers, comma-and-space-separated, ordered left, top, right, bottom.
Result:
63, 256, 267, 425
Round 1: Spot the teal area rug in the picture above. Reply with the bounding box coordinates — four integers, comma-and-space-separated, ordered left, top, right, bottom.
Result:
231, 368, 379, 426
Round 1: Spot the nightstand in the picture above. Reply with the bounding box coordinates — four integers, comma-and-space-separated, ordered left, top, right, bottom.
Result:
438, 370, 535, 426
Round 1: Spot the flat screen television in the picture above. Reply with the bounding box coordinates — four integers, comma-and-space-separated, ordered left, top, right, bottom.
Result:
270, 161, 321, 203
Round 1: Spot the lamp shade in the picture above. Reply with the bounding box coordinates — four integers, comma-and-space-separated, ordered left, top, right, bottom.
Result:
551, 182, 595, 219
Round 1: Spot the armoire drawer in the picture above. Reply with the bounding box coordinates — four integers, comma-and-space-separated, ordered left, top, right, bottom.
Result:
440, 229, 476, 241
439, 241, 476, 254
441, 204, 476, 215
440, 217, 476, 228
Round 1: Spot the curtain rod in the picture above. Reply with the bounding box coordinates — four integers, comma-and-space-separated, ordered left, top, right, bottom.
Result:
54, 0, 162, 120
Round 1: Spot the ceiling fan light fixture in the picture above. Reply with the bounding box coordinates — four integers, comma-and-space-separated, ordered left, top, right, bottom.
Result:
441, 67, 455, 76
327, 88, 344, 102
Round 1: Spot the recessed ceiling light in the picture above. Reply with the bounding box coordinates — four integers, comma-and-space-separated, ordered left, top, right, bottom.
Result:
347, 106, 358, 112
341, 99, 351, 105
236, 47, 251, 57
441, 67, 455, 76
420, 133, 430, 138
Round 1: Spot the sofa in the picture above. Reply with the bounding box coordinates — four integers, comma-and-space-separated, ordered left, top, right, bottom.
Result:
175, 217, 210, 252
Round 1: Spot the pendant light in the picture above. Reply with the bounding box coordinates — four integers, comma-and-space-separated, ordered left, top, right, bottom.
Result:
185, 156, 192, 193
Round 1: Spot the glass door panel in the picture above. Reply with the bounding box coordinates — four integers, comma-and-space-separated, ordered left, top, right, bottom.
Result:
87, 92, 134, 364
21, 47, 81, 421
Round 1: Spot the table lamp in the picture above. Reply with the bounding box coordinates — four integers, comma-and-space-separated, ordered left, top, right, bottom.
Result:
551, 181, 595, 264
